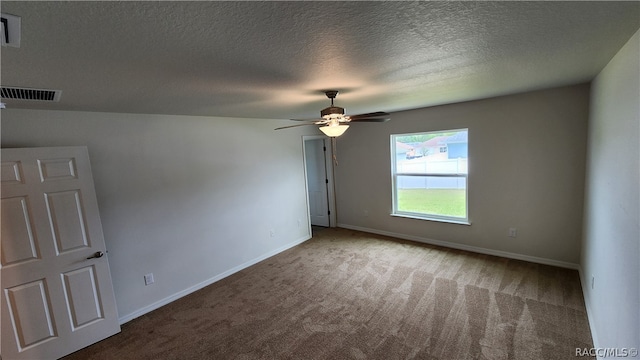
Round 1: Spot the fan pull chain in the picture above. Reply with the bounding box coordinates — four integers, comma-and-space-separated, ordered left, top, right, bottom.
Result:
332, 137, 339, 166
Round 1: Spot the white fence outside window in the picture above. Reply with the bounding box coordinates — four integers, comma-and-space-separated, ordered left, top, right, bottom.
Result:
396, 158, 467, 189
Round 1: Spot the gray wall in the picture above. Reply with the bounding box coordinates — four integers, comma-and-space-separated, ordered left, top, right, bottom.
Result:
582, 29, 639, 351
1, 110, 315, 321
334, 84, 589, 266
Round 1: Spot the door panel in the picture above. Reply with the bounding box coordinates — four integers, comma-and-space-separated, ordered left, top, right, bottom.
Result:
1, 196, 39, 265
45, 190, 90, 253
1, 146, 120, 360
61, 266, 103, 330
1, 161, 24, 184
38, 157, 77, 182
5, 279, 57, 351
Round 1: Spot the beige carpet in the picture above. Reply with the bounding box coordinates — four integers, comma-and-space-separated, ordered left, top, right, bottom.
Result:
64, 228, 593, 359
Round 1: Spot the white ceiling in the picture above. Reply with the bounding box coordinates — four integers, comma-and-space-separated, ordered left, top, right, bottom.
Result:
1, 1, 639, 120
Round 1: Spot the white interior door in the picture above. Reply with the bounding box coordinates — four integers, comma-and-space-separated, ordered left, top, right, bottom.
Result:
1, 146, 120, 360
304, 138, 330, 227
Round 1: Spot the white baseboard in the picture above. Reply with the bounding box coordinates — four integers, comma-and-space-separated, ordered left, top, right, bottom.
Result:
337, 223, 580, 270
118, 233, 312, 324
577, 265, 601, 355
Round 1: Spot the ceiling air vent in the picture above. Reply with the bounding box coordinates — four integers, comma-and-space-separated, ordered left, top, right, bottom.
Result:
0, 86, 62, 102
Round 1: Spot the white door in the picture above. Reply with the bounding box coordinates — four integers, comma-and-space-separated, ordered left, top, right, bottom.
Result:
304, 139, 330, 227
1, 146, 120, 360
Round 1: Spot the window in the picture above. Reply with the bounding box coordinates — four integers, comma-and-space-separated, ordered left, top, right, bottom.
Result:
391, 129, 469, 224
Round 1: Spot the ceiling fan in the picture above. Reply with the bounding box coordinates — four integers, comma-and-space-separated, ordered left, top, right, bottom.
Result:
275, 90, 390, 137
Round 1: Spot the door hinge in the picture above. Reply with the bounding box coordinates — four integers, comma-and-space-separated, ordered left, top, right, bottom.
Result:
328, 210, 331, 215
325, 179, 329, 184
323, 146, 327, 151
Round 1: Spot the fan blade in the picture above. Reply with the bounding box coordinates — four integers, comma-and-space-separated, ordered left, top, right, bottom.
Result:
348, 117, 390, 123
346, 112, 391, 122
275, 123, 318, 130
290, 118, 323, 122
349, 111, 391, 119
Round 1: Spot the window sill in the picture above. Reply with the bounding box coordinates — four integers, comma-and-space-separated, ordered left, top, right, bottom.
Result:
390, 213, 471, 226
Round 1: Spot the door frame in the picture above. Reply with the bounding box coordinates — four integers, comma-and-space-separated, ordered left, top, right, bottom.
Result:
302, 135, 337, 228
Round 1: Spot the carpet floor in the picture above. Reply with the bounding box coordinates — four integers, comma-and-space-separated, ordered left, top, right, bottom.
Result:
64, 227, 593, 359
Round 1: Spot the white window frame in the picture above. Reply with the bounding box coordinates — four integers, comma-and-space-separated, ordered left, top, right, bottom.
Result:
390, 129, 470, 225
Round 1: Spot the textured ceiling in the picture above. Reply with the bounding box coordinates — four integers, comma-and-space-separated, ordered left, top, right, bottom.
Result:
1, 1, 639, 120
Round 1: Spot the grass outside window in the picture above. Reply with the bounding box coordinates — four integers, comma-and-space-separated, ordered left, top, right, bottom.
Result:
396, 189, 466, 218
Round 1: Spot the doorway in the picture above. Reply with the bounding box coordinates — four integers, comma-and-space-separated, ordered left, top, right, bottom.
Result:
303, 136, 336, 228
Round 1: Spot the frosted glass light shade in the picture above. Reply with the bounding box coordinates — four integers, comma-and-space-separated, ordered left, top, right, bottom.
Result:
319, 124, 349, 137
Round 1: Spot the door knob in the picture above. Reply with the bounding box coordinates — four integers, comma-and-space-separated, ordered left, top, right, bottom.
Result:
86, 251, 104, 260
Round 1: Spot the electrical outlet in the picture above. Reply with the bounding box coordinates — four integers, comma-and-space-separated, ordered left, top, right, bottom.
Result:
508, 228, 517, 238
144, 273, 154, 286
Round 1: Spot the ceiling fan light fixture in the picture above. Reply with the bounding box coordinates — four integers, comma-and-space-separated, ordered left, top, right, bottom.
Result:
319, 124, 349, 137
274, 89, 390, 135
321, 106, 345, 118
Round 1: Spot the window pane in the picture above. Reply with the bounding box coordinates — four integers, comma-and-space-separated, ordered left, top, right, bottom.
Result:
394, 130, 468, 174
396, 176, 466, 218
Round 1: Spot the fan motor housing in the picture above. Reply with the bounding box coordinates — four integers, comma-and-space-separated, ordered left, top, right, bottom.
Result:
321, 106, 345, 118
